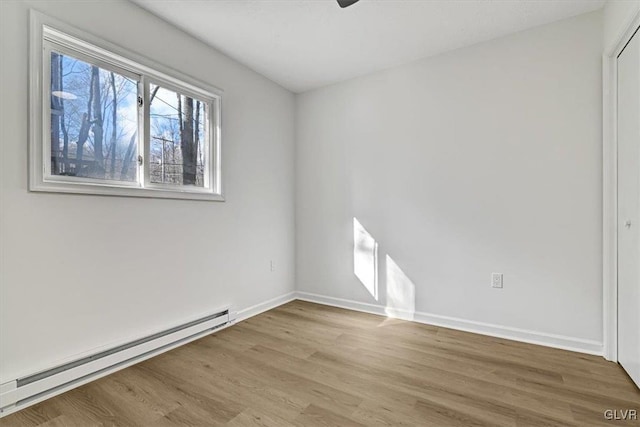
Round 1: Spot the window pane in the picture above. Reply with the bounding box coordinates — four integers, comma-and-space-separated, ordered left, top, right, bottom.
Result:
149, 84, 206, 187
50, 51, 139, 181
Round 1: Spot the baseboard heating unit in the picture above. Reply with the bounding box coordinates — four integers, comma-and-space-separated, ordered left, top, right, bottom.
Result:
0, 306, 235, 417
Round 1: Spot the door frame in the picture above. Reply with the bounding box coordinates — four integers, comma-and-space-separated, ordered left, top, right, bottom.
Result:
603, 8, 640, 362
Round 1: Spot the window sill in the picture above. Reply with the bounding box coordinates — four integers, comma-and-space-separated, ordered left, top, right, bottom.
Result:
30, 180, 225, 202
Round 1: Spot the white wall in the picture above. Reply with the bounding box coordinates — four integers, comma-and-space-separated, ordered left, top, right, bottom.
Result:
604, 0, 640, 52
0, 0, 295, 382
296, 11, 604, 350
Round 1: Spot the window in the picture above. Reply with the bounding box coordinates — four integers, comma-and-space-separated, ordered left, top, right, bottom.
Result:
29, 12, 223, 201
148, 84, 208, 187
49, 51, 139, 183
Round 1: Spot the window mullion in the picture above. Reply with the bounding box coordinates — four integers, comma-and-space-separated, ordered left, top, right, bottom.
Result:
140, 76, 151, 188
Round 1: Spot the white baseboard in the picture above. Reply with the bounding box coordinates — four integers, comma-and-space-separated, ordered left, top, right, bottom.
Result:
295, 291, 604, 356
237, 291, 297, 322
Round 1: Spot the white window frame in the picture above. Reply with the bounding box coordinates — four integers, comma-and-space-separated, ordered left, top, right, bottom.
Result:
29, 10, 224, 201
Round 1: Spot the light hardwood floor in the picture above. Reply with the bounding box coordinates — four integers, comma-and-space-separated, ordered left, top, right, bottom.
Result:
1, 300, 639, 426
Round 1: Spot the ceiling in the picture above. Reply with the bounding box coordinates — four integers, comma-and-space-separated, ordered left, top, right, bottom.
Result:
131, 0, 605, 93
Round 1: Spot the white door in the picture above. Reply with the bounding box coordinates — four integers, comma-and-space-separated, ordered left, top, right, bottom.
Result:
618, 27, 640, 388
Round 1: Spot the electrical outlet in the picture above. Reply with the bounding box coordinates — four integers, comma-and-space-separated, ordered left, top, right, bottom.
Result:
270, 260, 275, 272
491, 273, 503, 288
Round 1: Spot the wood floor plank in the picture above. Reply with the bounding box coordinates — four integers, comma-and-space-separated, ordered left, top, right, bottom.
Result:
1, 300, 638, 427
152, 344, 311, 422
293, 404, 364, 427
185, 341, 363, 419
308, 346, 577, 423
223, 407, 297, 427
350, 400, 434, 427
413, 398, 513, 427
242, 344, 419, 414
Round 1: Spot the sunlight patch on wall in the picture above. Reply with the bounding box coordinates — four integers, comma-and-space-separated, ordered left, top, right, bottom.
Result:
385, 255, 415, 321
353, 217, 378, 301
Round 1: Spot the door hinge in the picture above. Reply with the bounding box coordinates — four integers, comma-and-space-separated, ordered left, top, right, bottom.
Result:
137, 96, 143, 107
137, 155, 143, 165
